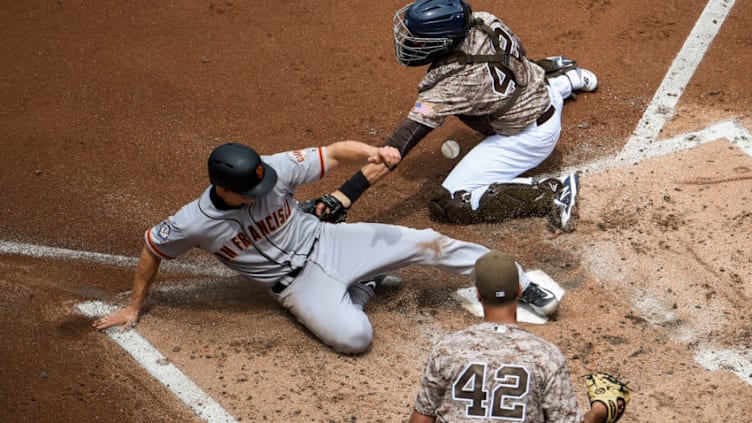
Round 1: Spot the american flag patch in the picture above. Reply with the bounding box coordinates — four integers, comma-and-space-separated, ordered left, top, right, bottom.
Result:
413, 101, 434, 115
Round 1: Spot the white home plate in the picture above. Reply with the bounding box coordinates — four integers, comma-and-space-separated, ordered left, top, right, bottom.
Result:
453, 270, 566, 324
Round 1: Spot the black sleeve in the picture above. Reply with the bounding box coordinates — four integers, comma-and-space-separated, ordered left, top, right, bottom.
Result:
337, 118, 433, 204
382, 118, 434, 158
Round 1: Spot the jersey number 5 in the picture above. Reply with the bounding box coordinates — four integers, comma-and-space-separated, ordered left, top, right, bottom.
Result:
452, 363, 530, 420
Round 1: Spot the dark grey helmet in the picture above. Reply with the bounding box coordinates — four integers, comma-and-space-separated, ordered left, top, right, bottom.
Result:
393, 0, 472, 66
207, 143, 277, 198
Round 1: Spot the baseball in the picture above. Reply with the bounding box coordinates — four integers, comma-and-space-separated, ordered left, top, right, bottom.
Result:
441, 140, 460, 159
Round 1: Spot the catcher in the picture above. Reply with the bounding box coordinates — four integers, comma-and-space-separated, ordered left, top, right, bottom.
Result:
409, 250, 630, 423
302, 0, 598, 231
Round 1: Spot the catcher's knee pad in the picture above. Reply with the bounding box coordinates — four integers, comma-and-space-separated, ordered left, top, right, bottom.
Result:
429, 188, 478, 224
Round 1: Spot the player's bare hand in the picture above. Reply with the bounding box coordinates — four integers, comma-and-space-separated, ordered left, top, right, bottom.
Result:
93, 307, 139, 332
368, 146, 401, 168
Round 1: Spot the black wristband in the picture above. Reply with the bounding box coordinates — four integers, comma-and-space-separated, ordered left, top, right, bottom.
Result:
338, 170, 371, 204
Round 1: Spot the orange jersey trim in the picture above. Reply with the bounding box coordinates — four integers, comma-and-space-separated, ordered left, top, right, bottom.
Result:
317, 147, 326, 179
145, 229, 175, 260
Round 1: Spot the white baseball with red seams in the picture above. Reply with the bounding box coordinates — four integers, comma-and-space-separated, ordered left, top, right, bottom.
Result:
441, 140, 460, 159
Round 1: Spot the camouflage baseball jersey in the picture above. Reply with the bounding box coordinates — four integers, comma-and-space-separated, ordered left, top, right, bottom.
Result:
413, 322, 583, 422
408, 12, 550, 136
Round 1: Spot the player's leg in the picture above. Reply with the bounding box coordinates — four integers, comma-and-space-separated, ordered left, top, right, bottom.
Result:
276, 264, 374, 354
318, 222, 487, 278
441, 87, 564, 211
328, 222, 560, 315
541, 56, 598, 100
323, 222, 557, 318
323, 222, 531, 287
548, 73, 574, 101
431, 87, 579, 227
274, 223, 429, 354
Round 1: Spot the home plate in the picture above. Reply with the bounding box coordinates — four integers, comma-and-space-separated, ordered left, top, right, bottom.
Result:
453, 270, 566, 324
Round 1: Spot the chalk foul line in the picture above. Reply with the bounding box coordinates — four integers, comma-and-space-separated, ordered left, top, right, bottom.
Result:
0, 240, 233, 277
76, 301, 238, 423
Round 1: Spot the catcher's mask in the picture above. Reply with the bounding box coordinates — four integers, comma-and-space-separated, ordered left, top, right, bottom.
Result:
393, 0, 472, 66
207, 143, 277, 198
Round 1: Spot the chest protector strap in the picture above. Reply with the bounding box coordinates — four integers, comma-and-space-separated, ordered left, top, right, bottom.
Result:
427, 18, 527, 117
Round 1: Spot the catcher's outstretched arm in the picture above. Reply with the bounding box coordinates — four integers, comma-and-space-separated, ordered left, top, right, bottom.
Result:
335, 118, 433, 207
383, 118, 434, 159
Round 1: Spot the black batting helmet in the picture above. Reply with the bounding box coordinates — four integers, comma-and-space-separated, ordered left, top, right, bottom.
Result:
207, 143, 277, 198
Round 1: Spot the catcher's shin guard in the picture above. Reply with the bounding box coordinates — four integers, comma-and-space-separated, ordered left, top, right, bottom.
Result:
428, 179, 561, 224
476, 180, 558, 221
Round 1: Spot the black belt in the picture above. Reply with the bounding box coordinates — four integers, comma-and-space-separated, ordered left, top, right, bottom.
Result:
272, 268, 299, 294
271, 239, 318, 294
536, 104, 555, 126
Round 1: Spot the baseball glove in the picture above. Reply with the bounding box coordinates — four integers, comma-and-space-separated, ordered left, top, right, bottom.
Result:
297, 194, 348, 223
584, 373, 631, 423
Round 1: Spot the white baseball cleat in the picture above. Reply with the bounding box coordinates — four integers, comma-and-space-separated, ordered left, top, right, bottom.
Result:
578, 68, 598, 92
566, 67, 598, 92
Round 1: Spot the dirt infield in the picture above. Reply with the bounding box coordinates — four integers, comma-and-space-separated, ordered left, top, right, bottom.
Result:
1, 1, 750, 422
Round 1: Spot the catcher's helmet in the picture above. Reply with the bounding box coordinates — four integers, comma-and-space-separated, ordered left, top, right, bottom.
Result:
393, 0, 472, 66
207, 143, 277, 198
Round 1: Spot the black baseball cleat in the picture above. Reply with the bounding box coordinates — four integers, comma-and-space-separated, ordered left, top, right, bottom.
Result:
359, 274, 404, 290
519, 282, 559, 317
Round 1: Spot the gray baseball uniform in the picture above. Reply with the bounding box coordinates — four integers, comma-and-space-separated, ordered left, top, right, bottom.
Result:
413, 322, 583, 422
145, 146, 531, 353
408, 12, 575, 210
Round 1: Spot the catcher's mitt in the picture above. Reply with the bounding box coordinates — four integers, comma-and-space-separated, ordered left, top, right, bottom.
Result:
585, 373, 630, 423
297, 193, 348, 223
